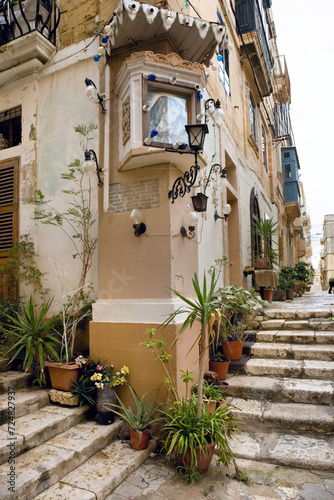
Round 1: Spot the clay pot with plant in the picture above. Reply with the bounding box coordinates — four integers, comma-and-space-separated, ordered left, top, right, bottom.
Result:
252, 218, 279, 269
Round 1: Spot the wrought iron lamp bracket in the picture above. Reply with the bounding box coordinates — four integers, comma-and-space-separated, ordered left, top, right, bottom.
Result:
204, 163, 226, 193
168, 151, 200, 203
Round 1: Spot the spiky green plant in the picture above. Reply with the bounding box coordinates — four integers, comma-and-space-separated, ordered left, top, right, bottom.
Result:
4, 297, 61, 385
110, 386, 162, 431
163, 270, 222, 418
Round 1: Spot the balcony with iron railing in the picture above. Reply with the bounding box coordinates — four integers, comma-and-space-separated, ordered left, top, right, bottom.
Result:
0, 0, 60, 46
0, 0, 60, 84
235, 0, 273, 96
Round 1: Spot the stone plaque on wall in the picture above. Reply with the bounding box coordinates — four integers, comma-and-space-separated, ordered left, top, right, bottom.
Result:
109, 178, 160, 213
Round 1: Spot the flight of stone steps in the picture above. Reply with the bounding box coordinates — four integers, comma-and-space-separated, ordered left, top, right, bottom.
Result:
227, 308, 334, 471
0, 369, 156, 500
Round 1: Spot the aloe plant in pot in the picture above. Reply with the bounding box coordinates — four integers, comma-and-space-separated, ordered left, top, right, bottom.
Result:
110, 386, 162, 450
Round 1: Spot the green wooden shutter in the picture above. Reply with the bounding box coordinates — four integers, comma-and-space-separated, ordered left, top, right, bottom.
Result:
0, 159, 19, 299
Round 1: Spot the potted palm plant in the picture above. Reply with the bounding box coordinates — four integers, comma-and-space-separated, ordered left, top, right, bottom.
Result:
4, 297, 61, 386
252, 217, 279, 269
111, 386, 161, 450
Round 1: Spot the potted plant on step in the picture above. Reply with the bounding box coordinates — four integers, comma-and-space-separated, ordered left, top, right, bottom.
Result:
192, 379, 227, 414
161, 395, 237, 476
111, 386, 161, 450
214, 285, 269, 361
252, 217, 279, 270
90, 362, 130, 425
4, 297, 61, 386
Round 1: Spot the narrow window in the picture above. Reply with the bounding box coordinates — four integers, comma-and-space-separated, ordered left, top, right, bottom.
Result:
284, 164, 291, 179
249, 92, 257, 141
262, 126, 267, 171
0, 106, 22, 149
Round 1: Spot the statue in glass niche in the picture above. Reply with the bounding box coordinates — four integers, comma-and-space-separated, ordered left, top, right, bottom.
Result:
149, 95, 188, 145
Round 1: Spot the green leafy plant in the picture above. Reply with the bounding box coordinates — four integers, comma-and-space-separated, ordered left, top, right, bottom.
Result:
4, 297, 61, 385
192, 380, 227, 402
110, 386, 162, 431
160, 396, 237, 471
162, 270, 222, 419
252, 218, 279, 268
0, 235, 46, 301
278, 266, 296, 291
31, 124, 98, 359
214, 285, 269, 342
70, 377, 96, 406
294, 262, 314, 285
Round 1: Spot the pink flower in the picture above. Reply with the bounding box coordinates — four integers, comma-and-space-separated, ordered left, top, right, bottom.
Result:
110, 364, 114, 369
96, 365, 103, 371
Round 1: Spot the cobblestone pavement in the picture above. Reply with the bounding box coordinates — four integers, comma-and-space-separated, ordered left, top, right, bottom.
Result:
108, 290, 334, 500
107, 454, 334, 500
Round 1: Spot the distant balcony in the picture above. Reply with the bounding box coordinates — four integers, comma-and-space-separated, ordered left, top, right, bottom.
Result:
297, 237, 306, 258
273, 55, 291, 104
0, 0, 60, 47
235, 0, 272, 96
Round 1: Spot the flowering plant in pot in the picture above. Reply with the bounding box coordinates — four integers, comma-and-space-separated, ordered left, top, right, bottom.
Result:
110, 386, 162, 450
90, 362, 130, 425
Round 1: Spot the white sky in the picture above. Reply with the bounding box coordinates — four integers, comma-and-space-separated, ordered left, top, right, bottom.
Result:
272, 0, 334, 268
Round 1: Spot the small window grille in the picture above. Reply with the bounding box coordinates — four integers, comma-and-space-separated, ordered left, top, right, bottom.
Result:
0, 106, 22, 149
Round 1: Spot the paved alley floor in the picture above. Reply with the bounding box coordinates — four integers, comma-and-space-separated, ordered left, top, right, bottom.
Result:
108, 290, 334, 500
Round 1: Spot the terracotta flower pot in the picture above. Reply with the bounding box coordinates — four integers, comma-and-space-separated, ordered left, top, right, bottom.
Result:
209, 359, 230, 380
263, 288, 273, 303
129, 429, 150, 450
45, 361, 81, 391
179, 441, 216, 472
255, 257, 270, 269
222, 340, 244, 361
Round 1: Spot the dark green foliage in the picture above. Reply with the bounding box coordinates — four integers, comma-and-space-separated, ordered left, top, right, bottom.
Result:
161, 397, 237, 472
4, 297, 61, 385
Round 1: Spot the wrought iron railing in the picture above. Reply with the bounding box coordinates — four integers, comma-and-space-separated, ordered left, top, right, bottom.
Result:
0, 0, 60, 46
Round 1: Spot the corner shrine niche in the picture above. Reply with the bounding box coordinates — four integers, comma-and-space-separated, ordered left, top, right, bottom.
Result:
113, 51, 207, 171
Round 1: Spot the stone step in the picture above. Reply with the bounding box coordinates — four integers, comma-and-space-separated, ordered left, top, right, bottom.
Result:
0, 371, 33, 395
0, 419, 123, 500
265, 309, 333, 320
0, 387, 49, 425
230, 430, 334, 471
0, 404, 89, 465
226, 374, 334, 405
245, 358, 334, 380
228, 397, 334, 434
35, 438, 157, 500
256, 330, 334, 344
251, 342, 334, 361
261, 319, 334, 331
233, 457, 334, 500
